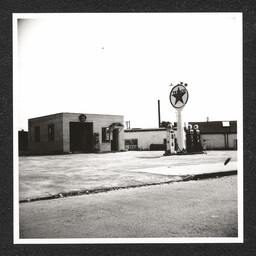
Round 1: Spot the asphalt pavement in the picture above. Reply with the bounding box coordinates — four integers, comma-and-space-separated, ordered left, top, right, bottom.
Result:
19, 150, 238, 202
18, 150, 240, 240
19, 175, 238, 239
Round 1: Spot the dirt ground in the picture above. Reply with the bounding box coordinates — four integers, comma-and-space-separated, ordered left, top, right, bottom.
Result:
18, 150, 237, 201
19, 175, 238, 239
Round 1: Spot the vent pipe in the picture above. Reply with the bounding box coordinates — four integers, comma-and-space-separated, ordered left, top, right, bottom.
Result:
158, 100, 161, 127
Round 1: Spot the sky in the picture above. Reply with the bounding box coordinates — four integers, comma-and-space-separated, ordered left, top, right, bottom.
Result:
14, 13, 242, 131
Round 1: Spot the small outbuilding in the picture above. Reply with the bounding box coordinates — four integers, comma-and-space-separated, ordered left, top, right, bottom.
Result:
124, 127, 177, 151
188, 121, 237, 150
18, 130, 28, 155
28, 112, 125, 155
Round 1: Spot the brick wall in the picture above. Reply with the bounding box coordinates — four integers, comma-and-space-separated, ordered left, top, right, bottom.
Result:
28, 113, 125, 155
28, 113, 64, 155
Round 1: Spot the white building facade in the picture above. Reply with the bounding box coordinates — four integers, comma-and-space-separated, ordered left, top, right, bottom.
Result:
124, 128, 176, 150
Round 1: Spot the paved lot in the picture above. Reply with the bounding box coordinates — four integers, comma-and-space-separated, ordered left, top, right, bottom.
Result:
19, 150, 237, 201
19, 175, 238, 239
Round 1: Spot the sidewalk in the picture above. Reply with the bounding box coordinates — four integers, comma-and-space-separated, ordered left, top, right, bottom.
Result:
129, 161, 237, 176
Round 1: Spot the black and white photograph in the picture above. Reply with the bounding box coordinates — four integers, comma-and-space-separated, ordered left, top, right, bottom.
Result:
13, 13, 243, 244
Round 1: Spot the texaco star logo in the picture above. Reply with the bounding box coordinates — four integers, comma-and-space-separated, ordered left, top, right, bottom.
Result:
170, 84, 189, 109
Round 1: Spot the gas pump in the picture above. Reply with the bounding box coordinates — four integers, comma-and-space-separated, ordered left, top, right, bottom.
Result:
94, 132, 100, 152
165, 123, 176, 155
170, 127, 176, 153
193, 124, 202, 152
190, 125, 195, 152
185, 124, 193, 153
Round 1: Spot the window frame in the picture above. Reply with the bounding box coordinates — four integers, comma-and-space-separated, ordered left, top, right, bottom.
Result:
102, 127, 110, 143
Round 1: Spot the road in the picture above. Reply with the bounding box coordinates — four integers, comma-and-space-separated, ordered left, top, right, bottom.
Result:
19, 175, 238, 239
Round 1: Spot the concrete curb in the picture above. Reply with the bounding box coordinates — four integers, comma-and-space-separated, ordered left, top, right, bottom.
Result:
181, 170, 237, 181
19, 169, 237, 204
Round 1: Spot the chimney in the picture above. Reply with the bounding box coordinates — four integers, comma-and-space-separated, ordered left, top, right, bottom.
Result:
158, 100, 161, 127
125, 121, 130, 129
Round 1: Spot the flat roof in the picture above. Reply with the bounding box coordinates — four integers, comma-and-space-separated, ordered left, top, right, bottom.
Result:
28, 112, 124, 121
188, 121, 237, 134
125, 128, 167, 133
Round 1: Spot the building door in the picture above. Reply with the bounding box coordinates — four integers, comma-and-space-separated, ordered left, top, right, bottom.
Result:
82, 130, 90, 153
70, 122, 93, 153
111, 129, 119, 151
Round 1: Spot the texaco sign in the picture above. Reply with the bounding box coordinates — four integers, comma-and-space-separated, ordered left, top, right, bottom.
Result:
169, 84, 189, 109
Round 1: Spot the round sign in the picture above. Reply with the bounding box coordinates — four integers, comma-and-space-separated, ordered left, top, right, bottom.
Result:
169, 84, 189, 109
79, 114, 87, 122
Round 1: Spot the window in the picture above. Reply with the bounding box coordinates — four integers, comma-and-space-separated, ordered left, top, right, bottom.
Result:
48, 124, 55, 141
102, 127, 110, 142
222, 121, 230, 127
35, 126, 40, 142
125, 139, 138, 150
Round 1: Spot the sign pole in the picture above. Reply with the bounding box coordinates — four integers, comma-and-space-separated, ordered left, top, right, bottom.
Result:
177, 108, 185, 150
169, 82, 189, 152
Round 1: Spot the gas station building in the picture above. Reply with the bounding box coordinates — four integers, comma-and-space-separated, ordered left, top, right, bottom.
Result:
25, 112, 237, 155
28, 112, 125, 155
